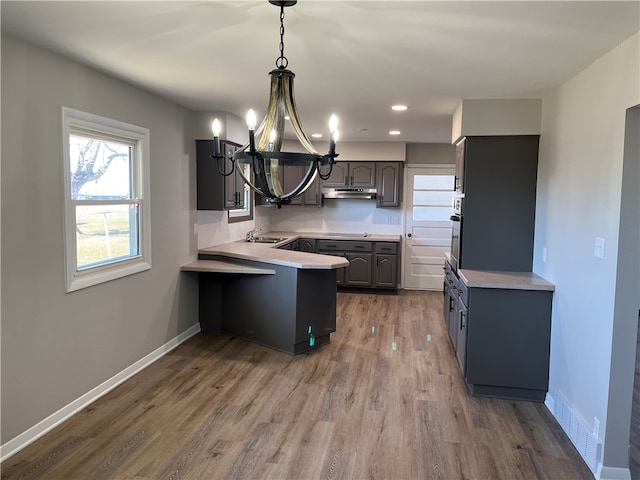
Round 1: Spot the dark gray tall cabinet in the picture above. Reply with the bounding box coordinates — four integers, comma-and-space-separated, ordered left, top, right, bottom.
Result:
444, 135, 554, 403
457, 135, 539, 271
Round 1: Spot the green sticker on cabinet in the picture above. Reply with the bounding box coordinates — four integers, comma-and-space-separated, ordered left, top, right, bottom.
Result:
391, 341, 397, 351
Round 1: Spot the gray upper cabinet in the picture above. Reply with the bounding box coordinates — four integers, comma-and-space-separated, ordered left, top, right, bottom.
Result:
322, 162, 376, 188
457, 135, 539, 271
196, 139, 245, 211
278, 165, 321, 207
376, 162, 403, 207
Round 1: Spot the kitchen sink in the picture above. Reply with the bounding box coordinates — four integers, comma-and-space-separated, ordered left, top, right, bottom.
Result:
246, 236, 287, 244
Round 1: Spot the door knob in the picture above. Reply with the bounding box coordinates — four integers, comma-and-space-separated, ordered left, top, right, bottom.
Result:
407, 233, 412, 238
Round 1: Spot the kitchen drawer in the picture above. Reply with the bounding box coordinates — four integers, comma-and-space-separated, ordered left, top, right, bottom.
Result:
375, 242, 397, 254
316, 240, 373, 252
458, 278, 468, 307
444, 260, 453, 280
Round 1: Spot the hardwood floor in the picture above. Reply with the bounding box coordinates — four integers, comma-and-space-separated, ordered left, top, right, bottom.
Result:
2, 291, 593, 479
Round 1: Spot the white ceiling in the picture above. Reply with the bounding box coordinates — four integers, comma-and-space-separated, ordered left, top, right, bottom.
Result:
2, 1, 639, 143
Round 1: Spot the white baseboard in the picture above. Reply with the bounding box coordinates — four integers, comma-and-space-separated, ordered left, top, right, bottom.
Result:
545, 391, 633, 480
598, 466, 632, 480
545, 391, 602, 475
0, 323, 201, 463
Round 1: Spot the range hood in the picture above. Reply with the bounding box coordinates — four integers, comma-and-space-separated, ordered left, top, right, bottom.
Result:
321, 187, 377, 199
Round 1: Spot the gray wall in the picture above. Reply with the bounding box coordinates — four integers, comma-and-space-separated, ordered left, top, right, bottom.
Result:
534, 32, 639, 474
1, 35, 199, 444
406, 143, 455, 164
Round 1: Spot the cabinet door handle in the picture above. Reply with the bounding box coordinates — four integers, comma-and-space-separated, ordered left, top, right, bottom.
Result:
448, 296, 454, 313
460, 310, 466, 330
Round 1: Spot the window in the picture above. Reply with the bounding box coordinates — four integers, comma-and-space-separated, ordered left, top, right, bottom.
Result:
62, 107, 151, 292
228, 162, 254, 223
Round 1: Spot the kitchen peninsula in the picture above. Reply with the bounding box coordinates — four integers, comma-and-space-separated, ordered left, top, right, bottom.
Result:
182, 233, 402, 355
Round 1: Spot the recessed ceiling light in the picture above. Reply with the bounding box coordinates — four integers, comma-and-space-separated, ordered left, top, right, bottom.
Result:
311, 133, 323, 138
391, 105, 408, 111
389, 130, 401, 135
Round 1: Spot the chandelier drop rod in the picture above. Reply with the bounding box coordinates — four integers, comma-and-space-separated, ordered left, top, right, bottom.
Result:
211, 0, 341, 207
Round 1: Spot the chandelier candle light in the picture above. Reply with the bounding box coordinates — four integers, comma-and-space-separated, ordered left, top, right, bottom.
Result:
212, 0, 339, 207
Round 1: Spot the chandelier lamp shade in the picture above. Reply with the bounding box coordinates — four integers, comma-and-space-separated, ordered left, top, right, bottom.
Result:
210, 0, 339, 207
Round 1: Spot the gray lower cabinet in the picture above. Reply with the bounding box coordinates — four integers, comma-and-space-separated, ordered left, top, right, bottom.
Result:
197, 255, 337, 355
443, 260, 552, 402
317, 239, 398, 290
345, 253, 372, 286
373, 242, 398, 288
464, 286, 552, 402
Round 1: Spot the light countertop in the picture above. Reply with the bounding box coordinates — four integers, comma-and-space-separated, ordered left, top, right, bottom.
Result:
196, 231, 400, 270
458, 269, 555, 291
197, 234, 347, 270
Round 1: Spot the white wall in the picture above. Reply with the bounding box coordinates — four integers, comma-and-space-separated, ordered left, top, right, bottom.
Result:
264, 200, 402, 236
451, 98, 542, 143
1, 35, 199, 446
534, 32, 640, 476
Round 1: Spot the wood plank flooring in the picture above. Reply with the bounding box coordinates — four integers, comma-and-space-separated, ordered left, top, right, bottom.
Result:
1, 291, 594, 479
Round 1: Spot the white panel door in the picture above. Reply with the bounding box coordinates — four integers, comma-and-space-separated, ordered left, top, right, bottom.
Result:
402, 166, 455, 290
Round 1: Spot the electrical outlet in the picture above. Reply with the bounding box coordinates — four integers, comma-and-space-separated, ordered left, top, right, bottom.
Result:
593, 417, 599, 439
594, 237, 605, 259
390, 216, 400, 225
542, 247, 547, 263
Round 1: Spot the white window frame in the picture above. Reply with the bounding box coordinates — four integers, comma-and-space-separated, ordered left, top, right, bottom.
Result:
228, 163, 253, 223
62, 107, 151, 292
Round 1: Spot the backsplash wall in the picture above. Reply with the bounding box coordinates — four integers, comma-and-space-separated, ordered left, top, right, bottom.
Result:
262, 199, 404, 235
196, 199, 403, 249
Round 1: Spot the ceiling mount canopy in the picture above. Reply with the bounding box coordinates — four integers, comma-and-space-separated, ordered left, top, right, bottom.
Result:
211, 0, 339, 208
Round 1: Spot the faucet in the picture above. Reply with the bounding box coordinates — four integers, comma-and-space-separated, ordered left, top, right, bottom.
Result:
246, 228, 262, 242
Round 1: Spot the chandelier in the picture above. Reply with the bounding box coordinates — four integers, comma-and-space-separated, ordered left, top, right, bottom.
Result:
211, 0, 339, 207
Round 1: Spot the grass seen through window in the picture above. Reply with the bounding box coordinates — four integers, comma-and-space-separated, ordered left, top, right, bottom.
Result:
76, 205, 137, 268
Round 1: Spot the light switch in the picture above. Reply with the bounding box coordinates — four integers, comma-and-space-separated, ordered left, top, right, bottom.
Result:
594, 237, 605, 259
